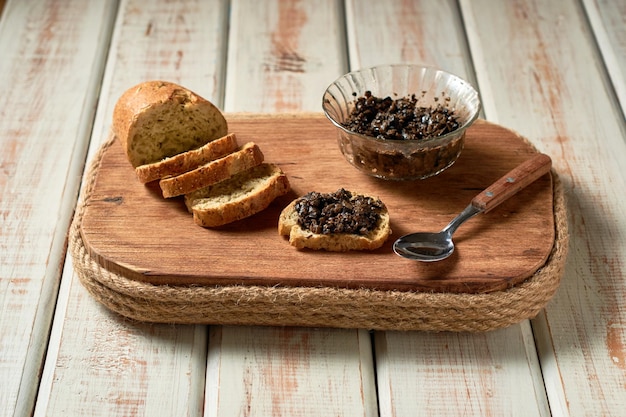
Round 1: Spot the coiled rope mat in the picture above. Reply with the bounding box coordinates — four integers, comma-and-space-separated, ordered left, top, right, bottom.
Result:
70, 136, 568, 332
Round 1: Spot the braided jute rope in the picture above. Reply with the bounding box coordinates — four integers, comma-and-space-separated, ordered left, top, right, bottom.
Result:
69, 134, 569, 332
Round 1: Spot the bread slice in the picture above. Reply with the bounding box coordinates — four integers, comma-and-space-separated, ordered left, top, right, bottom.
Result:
159, 142, 264, 198
134, 133, 239, 183
278, 191, 391, 251
113, 80, 228, 168
184, 163, 290, 227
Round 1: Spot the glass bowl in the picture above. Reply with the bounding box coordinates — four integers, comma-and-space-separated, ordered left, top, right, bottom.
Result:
322, 64, 481, 180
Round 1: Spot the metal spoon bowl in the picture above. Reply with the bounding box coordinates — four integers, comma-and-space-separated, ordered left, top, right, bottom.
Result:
393, 153, 552, 262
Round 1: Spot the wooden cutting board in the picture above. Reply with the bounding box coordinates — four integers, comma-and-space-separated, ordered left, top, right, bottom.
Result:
80, 114, 555, 293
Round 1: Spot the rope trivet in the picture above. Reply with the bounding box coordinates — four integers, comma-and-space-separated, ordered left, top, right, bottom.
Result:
69, 135, 568, 332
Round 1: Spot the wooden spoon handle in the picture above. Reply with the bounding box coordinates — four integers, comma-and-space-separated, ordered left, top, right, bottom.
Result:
472, 153, 552, 213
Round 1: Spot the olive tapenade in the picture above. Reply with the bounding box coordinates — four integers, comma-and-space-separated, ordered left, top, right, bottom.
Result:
336, 91, 466, 180
294, 189, 384, 235
342, 91, 460, 141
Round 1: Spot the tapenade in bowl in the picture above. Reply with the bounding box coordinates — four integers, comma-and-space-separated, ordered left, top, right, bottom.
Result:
322, 64, 481, 180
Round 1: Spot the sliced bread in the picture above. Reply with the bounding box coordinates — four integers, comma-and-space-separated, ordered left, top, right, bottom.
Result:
278, 190, 391, 251
159, 142, 264, 198
113, 80, 228, 168
184, 163, 290, 227
134, 133, 239, 183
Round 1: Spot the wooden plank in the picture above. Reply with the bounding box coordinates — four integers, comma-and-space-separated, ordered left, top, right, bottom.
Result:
207, 1, 377, 416
376, 326, 550, 416
460, 0, 626, 415
35, 0, 229, 415
207, 326, 376, 417
81, 117, 554, 293
345, 0, 476, 81
582, 0, 626, 120
346, 0, 551, 415
224, 0, 347, 112
0, 1, 117, 416
38, 275, 208, 417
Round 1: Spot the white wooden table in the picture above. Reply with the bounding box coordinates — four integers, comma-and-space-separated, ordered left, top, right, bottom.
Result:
1, 1, 625, 416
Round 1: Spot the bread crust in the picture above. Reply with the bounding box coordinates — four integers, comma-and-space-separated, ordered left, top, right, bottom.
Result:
278, 193, 392, 251
113, 80, 228, 167
185, 163, 290, 227
159, 142, 264, 198
134, 133, 239, 183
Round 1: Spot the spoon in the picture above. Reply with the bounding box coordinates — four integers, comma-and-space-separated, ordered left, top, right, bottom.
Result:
393, 153, 552, 262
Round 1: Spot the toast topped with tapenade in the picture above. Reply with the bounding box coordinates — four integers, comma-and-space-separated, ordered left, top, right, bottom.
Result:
278, 189, 391, 251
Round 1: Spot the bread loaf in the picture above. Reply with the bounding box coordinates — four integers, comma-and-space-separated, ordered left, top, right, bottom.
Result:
135, 133, 239, 183
113, 81, 228, 168
113, 80, 291, 229
278, 190, 391, 251
159, 142, 264, 198
184, 163, 290, 227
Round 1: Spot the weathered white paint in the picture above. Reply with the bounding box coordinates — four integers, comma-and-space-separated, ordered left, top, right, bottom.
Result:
1, 0, 623, 416
346, 1, 549, 415
0, 1, 117, 416
209, 1, 377, 416
224, 0, 348, 112
461, 0, 626, 415
345, 0, 475, 80
35, 0, 229, 415
582, 0, 626, 120
377, 324, 550, 416
206, 326, 377, 417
